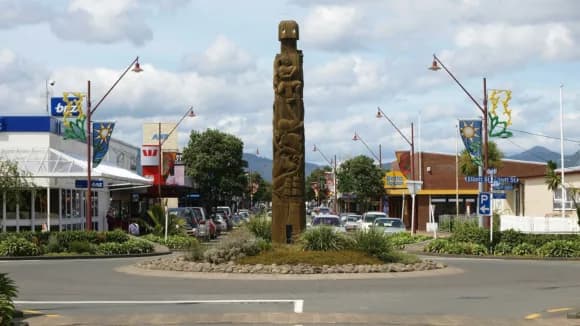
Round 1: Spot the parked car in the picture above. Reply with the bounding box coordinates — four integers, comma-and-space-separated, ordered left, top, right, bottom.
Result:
216, 206, 234, 230
358, 211, 388, 230
167, 207, 198, 237
189, 207, 216, 241
310, 214, 345, 232
372, 217, 406, 234
238, 211, 250, 222
211, 213, 228, 234
343, 214, 362, 232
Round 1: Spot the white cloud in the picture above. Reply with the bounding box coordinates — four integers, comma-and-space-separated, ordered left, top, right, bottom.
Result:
182, 35, 256, 75
0, 0, 53, 28
302, 5, 370, 51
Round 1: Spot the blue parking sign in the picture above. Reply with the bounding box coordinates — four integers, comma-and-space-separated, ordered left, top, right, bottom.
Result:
478, 192, 491, 215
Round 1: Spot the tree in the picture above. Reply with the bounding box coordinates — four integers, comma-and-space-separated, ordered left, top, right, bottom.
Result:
459, 140, 503, 176
0, 160, 35, 204
545, 160, 580, 227
182, 129, 247, 213
336, 155, 383, 212
245, 171, 271, 206
305, 166, 332, 203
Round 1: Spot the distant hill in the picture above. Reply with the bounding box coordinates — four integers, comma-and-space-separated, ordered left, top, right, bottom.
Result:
507, 146, 580, 168
243, 153, 321, 183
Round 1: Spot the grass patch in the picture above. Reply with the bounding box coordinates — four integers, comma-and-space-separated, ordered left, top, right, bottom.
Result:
236, 245, 384, 265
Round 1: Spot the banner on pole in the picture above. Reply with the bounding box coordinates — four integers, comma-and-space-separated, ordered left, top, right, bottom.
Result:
92, 122, 115, 167
459, 119, 483, 166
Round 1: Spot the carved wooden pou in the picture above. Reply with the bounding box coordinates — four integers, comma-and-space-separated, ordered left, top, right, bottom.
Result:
272, 20, 306, 243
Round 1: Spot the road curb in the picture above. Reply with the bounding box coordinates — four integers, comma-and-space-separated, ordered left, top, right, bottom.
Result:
409, 250, 580, 261
0, 250, 171, 261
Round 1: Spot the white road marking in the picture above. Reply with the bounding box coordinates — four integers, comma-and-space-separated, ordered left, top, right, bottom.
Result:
15, 299, 304, 314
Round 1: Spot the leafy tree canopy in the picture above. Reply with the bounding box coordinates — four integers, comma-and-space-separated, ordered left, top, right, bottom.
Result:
336, 155, 383, 210
182, 129, 247, 211
0, 160, 35, 203
305, 166, 332, 202
459, 140, 503, 176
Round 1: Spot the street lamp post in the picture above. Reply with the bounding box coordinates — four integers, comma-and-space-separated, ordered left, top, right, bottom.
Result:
313, 144, 338, 214
157, 106, 196, 201
375, 107, 414, 180
429, 54, 489, 227
352, 132, 383, 211
86, 57, 143, 231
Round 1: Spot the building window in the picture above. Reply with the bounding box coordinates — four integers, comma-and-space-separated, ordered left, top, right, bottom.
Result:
553, 187, 577, 211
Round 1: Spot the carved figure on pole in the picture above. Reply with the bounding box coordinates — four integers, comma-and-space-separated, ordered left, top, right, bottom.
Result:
272, 20, 306, 243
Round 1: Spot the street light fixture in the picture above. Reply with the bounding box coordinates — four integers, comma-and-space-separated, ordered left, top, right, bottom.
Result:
352, 132, 382, 168
376, 107, 414, 179
157, 106, 196, 202
429, 54, 489, 227
86, 56, 142, 231
352, 132, 384, 212
313, 144, 338, 214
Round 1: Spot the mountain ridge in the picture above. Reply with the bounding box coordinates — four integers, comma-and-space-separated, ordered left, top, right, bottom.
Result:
244, 146, 580, 182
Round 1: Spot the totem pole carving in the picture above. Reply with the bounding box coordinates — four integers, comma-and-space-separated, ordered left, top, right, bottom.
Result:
272, 20, 306, 243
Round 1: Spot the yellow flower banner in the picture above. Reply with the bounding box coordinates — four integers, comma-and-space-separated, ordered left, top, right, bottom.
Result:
488, 89, 513, 138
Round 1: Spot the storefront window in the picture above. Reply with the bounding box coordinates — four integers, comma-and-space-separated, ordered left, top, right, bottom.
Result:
6, 192, 16, 220
19, 191, 32, 220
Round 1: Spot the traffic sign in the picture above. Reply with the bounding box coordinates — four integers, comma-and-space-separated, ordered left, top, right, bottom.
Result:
75, 179, 104, 188
478, 192, 491, 215
493, 192, 507, 199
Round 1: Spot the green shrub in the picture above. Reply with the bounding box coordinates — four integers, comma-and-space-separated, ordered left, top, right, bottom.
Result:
0, 237, 41, 256
299, 226, 351, 252
497, 229, 526, 248
423, 239, 487, 255
187, 240, 206, 261
423, 239, 450, 253
97, 239, 153, 255
244, 217, 272, 241
444, 242, 488, 256
493, 242, 512, 256
122, 239, 154, 254
104, 229, 129, 243
44, 234, 63, 254
511, 243, 536, 256
141, 234, 162, 243
164, 236, 198, 250
202, 228, 263, 263
379, 251, 421, 264
237, 245, 383, 266
387, 233, 430, 249
68, 240, 96, 254
352, 228, 392, 260
0, 273, 18, 326
450, 222, 490, 246
537, 240, 580, 258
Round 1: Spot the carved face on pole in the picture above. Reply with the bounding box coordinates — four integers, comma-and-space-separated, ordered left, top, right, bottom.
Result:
278, 20, 299, 41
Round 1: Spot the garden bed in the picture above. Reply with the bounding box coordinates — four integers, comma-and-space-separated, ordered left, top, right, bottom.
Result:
137, 254, 445, 274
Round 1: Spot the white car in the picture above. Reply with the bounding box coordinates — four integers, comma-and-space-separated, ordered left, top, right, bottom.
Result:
372, 217, 406, 234
343, 214, 362, 232
309, 214, 345, 233
358, 211, 388, 230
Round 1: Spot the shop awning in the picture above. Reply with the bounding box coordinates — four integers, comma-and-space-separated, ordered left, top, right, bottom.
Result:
0, 147, 152, 186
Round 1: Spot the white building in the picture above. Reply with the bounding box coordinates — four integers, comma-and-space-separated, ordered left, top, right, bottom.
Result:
0, 116, 152, 232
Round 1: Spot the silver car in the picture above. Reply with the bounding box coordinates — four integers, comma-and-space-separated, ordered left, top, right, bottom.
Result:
372, 217, 406, 234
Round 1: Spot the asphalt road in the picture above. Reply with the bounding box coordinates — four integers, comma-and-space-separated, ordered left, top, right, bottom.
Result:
2, 255, 579, 325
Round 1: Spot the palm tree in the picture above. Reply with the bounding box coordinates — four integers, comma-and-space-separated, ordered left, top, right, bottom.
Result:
141, 204, 186, 237
545, 160, 580, 227
459, 140, 503, 176
0, 273, 18, 326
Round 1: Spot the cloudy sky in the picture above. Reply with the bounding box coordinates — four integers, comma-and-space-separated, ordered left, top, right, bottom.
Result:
1, 0, 580, 166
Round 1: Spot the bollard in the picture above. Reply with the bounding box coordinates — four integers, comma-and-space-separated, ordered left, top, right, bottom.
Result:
285, 224, 293, 244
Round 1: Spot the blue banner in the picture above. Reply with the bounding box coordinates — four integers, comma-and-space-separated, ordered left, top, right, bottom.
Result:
51, 97, 81, 117
459, 119, 483, 166
92, 122, 115, 167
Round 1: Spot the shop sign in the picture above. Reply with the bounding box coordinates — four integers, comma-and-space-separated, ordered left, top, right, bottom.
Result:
384, 171, 407, 189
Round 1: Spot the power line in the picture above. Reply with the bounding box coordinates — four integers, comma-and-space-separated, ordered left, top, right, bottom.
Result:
510, 128, 580, 144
